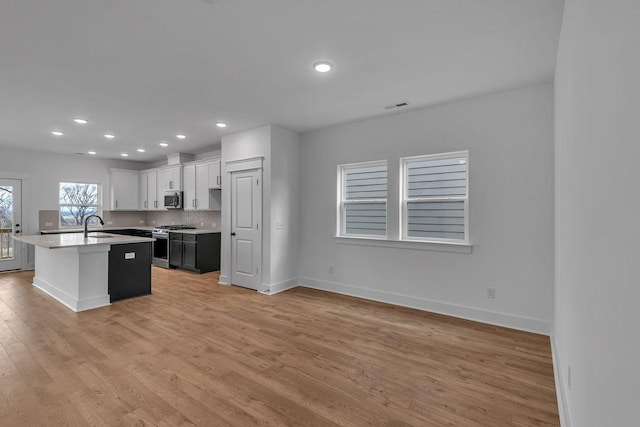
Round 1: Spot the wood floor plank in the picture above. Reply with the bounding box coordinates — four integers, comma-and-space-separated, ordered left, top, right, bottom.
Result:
0, 269, 560, 426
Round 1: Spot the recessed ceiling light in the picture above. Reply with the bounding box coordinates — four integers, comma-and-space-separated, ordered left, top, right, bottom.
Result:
104, 134, 115, 139
51, 131, 64, 136
73, 118, 88, 125
159, 142, 169, 147
216, 122, 227, 128
88, 151, 97, 155
176, 134, 186, 139
137, 148, 146, 153
120, 153, 129, 157
313, 61, 333, 73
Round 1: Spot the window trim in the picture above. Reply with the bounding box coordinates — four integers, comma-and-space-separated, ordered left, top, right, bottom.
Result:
400, 150, 469, 244
337, 160, 388, 239
58, 181, 102, 228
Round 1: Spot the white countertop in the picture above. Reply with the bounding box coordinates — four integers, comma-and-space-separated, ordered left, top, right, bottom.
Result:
172, 229, 220, 235
39, 226, 220, 235
14, 232, 155, 249
40, 226, 155, 234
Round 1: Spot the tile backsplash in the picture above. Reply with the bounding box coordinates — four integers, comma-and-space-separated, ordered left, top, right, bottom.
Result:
39, 209, 221, 231
146, 210, 220, 229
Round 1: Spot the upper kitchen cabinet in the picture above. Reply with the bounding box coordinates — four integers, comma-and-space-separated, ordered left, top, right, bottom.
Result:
208, 159, 221, 189
139, 171, 148, 210
164, 165, 182, 191
139, 169, 165, 211
183, 158, 221, 211
155, 168, 166, 210
183, 163, 197, 210
110, 169, 139, 210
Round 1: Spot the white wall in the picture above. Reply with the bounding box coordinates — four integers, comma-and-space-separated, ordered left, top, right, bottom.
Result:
554, 1, 640, 426
269, 126, 300, 292
0, 146, 146, 267
298, 83, 555, 334
220, 125, 300, 293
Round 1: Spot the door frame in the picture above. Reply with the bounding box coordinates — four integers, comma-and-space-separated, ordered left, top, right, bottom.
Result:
222, 157, 264, 291
0, 178, 23, 272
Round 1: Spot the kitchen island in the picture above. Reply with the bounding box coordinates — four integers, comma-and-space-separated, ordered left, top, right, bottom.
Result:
14, 232, 154, 312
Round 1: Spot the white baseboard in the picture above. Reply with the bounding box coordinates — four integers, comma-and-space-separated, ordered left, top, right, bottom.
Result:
218, 274, 229, 285
299, 277, 552, 335
551, 335, 571, 427
261, 278, 299, 295
76, 294, 111, 312
33, 276, 110, 312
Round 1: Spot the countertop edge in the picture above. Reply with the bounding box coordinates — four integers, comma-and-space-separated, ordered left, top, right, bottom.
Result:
14, 233, 155, 249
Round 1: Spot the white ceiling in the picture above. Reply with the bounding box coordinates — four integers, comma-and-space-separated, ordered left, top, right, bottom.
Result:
0, 0, 563, 162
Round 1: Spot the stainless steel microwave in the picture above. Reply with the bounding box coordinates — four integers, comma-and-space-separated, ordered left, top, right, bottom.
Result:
164, 191, 183, 209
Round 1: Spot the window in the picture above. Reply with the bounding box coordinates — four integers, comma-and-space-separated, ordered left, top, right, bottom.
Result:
401, 151, 468, 243
59, 182, 100, 227
338, 161, 387, 238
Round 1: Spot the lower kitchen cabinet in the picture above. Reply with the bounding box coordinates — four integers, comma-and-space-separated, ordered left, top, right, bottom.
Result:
169, 232, 220, 273
108, 242, 152, 302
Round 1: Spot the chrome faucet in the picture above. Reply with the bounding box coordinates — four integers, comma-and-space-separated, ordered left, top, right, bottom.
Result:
84, 215, 105, 238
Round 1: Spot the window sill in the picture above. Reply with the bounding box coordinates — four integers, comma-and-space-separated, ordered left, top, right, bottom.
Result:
333, 236, 473, 254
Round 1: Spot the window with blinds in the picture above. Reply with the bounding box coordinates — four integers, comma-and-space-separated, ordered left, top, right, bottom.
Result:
401, 151, 468, 242
338, 161, 387, 237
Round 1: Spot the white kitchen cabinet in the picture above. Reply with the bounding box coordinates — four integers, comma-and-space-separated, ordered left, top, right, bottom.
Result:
147, 170, 160, 210
156, 168, 166, 210
139, 169, 164, 211
207, 159, 221, 189
164, 165, 182, 190
139, 171, 148, 210
110, 170, 139, 210
183, 163, 197, 210
182, 159, 221, 210
195, 162, 210, 209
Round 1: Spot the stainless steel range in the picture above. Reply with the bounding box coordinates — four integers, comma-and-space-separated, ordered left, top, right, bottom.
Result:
152, 225, 196, 268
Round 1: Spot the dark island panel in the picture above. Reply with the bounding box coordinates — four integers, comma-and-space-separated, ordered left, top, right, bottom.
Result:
108, 242, 152, 302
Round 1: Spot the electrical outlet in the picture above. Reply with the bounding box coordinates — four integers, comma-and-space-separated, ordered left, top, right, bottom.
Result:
45, 222, 53, 227
211, 222, 216, 228
138, 220, 145, 224
487, 288, 496, 299
329, 266, 334, 274
106, 221, 113, 225
568, 366, 572, 391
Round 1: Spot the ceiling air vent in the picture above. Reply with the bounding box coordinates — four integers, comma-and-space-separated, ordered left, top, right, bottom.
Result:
384, 102, 409, 110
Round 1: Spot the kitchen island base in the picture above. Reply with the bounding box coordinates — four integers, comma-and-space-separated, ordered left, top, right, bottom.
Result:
32, 245, 111, 312
15, 232, 155, 313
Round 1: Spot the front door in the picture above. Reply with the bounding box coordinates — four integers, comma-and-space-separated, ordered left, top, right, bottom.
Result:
230, 169, 262, 290
0, 179, 22, 272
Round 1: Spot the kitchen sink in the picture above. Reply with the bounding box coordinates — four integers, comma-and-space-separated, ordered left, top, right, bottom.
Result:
87, 233, 117, 238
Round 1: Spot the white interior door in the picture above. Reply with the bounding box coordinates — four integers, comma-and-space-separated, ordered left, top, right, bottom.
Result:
0, 179, 22, 272
231, 169, 262, 290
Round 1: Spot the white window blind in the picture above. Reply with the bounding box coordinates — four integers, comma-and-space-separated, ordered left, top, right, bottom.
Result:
339, 161, 387, 237
402, 152, 468, 242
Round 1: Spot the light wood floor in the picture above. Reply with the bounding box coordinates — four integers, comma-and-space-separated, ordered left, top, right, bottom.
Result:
0, 268, 559, 426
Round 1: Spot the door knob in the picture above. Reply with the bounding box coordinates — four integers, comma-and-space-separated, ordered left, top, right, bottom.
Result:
231, 232, 236, 236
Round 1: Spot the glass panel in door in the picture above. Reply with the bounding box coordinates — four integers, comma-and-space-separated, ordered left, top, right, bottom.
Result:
0, 179, 22, 271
